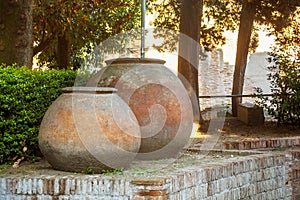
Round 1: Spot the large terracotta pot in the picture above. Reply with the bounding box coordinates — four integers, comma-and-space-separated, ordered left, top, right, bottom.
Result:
87, 58, 193, 160
39, 87, 141, 172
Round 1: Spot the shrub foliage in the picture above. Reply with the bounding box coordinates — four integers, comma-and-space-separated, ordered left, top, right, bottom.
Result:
255, 51, 300, 127
0, 65, 76, 164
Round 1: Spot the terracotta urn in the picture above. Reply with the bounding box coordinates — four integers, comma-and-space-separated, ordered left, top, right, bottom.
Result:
87, 58, 193, 160
39, 87, 141, 172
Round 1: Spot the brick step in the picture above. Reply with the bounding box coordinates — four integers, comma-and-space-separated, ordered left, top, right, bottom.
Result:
219, 137, 300, 150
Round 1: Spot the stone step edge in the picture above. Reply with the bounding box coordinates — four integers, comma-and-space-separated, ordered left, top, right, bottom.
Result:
207, 136, 300, 150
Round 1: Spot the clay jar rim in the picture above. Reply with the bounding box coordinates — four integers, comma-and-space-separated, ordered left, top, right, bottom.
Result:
105, 57, 166, 65
62, 87, 117, 94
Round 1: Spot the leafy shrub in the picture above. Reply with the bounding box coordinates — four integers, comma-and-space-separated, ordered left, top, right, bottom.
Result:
255, 51, 300, 127
0, 65, 77, 164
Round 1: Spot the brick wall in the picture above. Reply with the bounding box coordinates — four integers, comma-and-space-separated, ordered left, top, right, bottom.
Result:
0, 153, 294, 200
0, 176, 132, 200
134, 154, 290, 200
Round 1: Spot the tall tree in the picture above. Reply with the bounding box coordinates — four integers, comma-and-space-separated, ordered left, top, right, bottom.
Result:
148, 0, 239, 124
231, 0, 300, 116
0, 0, 33, 68
33, 0, 140, 69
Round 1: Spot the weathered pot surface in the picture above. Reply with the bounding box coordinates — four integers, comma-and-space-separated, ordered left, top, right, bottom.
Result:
39, 87, 141, 172
87, 58, 193, 160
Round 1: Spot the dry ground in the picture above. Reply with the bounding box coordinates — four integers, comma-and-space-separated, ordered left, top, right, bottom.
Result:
196, 117, 300, 143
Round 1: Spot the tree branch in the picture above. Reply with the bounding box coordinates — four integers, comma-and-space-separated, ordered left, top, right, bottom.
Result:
33, 36, 53, 56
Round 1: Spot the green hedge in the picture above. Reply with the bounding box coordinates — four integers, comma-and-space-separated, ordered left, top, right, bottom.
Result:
0, 65, 77, 164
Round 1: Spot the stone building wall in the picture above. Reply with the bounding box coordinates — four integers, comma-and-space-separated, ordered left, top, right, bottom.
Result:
198, 50, 271, 110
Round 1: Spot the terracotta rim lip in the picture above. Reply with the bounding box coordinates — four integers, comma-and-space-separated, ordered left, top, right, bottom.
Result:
105, 57, 166, 65
62, 87, 117, 94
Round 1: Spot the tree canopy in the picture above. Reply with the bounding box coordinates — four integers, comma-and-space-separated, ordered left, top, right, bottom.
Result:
33, 0, 141, 69
148, 0, 240, 51
271, 7, 300, 53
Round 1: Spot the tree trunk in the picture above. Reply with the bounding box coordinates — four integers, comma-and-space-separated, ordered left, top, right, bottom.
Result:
178, 0, 203, 124
231, 0, 256, 116
0, 0, 33, 68
56, 32, 71, 69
